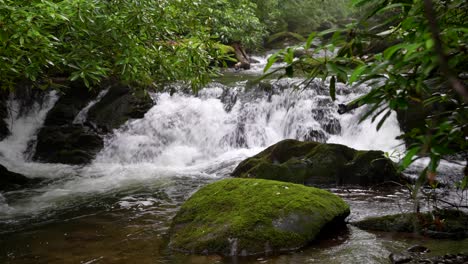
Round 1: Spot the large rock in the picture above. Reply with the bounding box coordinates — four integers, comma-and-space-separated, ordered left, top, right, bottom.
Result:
34, 125, 103, 165
0, 91, 10, 141
0, 164, 41, 191
87, 83, 153, 133
169, 178, 350, 256
232, 139, 400, 186
353, 209, 468, 239
33, 81, 153, 164
32, 81, 103, 164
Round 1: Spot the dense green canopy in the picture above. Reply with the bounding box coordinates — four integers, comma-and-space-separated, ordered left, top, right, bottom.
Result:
0, 0, 353, 90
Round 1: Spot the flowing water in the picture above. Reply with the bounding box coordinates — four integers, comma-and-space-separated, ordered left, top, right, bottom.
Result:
0, 56, 466, 263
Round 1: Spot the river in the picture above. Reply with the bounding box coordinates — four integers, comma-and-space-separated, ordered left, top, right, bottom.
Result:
0, 55, 466, 263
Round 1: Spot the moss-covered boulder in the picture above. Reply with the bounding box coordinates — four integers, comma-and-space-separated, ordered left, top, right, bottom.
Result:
169, 178, 350, 256
232, 139, 400, 186
353, 210, 468, 239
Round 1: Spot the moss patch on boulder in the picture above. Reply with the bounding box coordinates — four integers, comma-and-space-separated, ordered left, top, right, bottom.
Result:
232, 139, 400, 186
353, 210, 468, 239
169, 178, 350, 256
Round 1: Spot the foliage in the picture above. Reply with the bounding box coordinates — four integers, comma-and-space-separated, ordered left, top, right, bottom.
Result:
200, 0, 266, 48
0, 0, 266, 91
253, 0, 353, 35
265, 0, 467, 190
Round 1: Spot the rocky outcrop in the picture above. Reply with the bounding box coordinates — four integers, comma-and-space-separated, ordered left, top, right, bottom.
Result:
87, 83, 153, 133
0, 91, 10, 141
33, 81, 153, 165
232, 139, 400, 186
32, 81, 102, 164
169, 178, 350, 256
353, 209, 468, 239
34, 125, 103, 165
0, 164, 41, 191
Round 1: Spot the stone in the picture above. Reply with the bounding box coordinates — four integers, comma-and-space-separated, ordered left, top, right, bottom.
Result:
232, 139, 400, 187
34, 125, 103, 165
353, 209, 468, 239
87, 83, 153, 133
169, 178, 350, 256
0, 164, 41, 191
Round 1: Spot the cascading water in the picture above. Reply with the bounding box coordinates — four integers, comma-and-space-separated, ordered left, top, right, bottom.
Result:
0, 56, 466, 264
0, 56, 405, 222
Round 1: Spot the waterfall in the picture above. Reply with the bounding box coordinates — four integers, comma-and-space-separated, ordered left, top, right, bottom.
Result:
96, 79, 404, 167
0, 91, 59, 166
0, 56, 408, 222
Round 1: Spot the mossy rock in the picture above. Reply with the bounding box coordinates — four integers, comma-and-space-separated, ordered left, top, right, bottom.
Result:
169, 178, 350, 256
232, 139, 400, 186
353, 210, 468, 239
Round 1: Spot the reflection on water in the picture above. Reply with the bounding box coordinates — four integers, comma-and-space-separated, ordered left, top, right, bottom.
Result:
2, 180, 467, 264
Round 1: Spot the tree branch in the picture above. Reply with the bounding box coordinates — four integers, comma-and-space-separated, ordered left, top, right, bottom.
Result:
423, 0, 468, 101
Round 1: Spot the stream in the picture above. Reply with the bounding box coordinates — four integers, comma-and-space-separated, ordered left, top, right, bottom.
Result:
0, 55, 467, 264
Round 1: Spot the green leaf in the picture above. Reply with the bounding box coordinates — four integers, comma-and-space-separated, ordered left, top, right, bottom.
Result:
264, 53, 278, 73
400, 147, 420, 170
376, 110, 391, 130
305, 32, 317, 49
383, 43, 406, 60
349, 64, 367, 84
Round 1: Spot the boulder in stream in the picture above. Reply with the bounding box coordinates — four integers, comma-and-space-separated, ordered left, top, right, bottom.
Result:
86, 83, 153, 133
0, 164, 41, 191
232, 139, 400, 186
33, 80, 153, 165
169, 178, 350, 256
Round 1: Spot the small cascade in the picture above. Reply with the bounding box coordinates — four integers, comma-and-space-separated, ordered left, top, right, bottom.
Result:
0, 91, 59, 165
73, 88, 109, 124
96, 78, 403, 167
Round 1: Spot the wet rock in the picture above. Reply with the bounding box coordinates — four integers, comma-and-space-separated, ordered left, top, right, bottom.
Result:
407, 245, 430, 253
353, 209, 468, 239
389, 252, 468, 264
322, 118, 341, 135
232, 139, 400, 187
169, 178, 350, 256
33, 81, 153, 165
0, 91, 9, 140
43, 81, 97, 127
304, 129, 328, 143
0, 164, 41, 191
389, 252, 413, 264
87, 83, 153, 133
32, 81, 102, 164
34, 125, 103, 165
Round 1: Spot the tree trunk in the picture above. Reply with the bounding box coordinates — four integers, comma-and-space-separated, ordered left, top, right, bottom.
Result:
232, 43, 250, 70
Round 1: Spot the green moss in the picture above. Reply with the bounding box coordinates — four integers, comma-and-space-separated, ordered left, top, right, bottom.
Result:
353, 210, 468, 238
213, 43, 235, 55
169, 178, 350, 256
